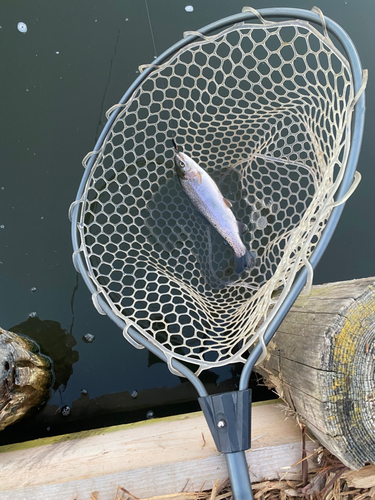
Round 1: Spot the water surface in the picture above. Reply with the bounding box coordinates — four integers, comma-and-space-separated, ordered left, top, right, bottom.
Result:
0, 0, 374, 443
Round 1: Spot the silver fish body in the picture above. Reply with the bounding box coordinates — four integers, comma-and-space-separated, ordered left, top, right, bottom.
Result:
174, 151, 255, 273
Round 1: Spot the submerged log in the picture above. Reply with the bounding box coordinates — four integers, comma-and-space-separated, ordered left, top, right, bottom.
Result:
255, 276, 375, 470
0, 327, 53, 431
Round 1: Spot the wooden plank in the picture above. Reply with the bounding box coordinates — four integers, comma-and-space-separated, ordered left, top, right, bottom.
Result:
0, 441, 318, 500
0, 402, 319, 499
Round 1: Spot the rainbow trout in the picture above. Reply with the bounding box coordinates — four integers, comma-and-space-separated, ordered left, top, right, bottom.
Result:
174, 146, 256, 273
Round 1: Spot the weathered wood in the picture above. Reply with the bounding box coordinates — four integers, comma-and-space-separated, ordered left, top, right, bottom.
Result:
0, 402, 319, 499
0, 327, 52, 431
342, 465, 375, 488
255, 276, 375, 470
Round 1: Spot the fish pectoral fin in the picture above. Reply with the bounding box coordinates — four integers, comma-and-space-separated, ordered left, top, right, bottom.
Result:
223, 197, 233, 208
236, 221, 249, 234
197, 171, 203, 183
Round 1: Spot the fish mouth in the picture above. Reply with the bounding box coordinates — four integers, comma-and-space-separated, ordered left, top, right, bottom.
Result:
171, 139, 184, 163
175, 151, 184, 162
174, 151, 187, 180
174, 148, 187, 165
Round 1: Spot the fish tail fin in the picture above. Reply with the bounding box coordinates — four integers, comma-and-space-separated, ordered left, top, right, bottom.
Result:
234, 249, 256, 274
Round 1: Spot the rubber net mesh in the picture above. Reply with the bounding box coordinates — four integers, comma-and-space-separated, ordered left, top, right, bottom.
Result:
72, 14, 359, 374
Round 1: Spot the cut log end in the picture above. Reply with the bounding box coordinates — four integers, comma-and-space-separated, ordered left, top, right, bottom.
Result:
255, 277, 375, 470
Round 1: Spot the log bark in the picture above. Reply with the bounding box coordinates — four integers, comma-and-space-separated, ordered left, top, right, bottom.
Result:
0, 327, 53, 431
254, 276, 375, 470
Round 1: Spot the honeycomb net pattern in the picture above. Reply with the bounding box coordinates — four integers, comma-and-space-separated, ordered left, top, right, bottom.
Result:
73, 17, 355, 373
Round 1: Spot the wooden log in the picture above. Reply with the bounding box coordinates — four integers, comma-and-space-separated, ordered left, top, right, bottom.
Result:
343, 464, 375, 488
254, 276, 375, 470
0, 327, 53, 431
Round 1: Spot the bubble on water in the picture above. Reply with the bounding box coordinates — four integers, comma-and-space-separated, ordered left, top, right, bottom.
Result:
56, 51, 59, 54
29, 312, 37, 318
131, 390, 139, 399
146, 410, 154, 419
17, 22, 27, 33
83, 333, 95, 343
185, 5, 194, 12
0, 225, 4, 229
125, 18, 129, 21
61, 405, 71, 417
81, 389, 88, 395
31, 287, 37, 293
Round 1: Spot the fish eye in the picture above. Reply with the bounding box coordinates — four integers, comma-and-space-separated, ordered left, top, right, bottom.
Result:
179, 160, 185, 168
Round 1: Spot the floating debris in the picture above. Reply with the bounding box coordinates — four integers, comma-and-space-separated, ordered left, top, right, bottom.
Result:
185, 5, 194, 12
29, 312, 37, 319
60, 405, 71, 417
83, 333, 95, 343
146, 410, 154, 419
17, 22, 27, 33
131, 390, 139, 399
81, 389, 88, 395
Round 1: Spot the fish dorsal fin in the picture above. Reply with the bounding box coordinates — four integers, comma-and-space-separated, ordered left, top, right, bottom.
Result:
237, 221, 248, 234
223, 197, 233, 208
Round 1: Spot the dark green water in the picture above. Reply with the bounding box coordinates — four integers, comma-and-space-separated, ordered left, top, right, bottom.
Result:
0, 0, 374, 443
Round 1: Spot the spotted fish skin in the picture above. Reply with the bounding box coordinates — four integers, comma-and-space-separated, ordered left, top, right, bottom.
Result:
174, 151, 255, 273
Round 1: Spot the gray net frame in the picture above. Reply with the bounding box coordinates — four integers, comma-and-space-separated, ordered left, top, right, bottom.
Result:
71, 9, 366, 375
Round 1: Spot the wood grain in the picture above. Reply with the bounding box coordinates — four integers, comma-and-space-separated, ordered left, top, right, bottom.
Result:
0, 402, 319, 499
255, 276, 375, 470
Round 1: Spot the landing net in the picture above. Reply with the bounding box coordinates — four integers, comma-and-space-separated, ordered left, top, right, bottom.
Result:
71, 8, 366, 374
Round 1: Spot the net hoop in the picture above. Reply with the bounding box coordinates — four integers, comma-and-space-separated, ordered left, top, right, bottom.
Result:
71, 7, 366, 375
